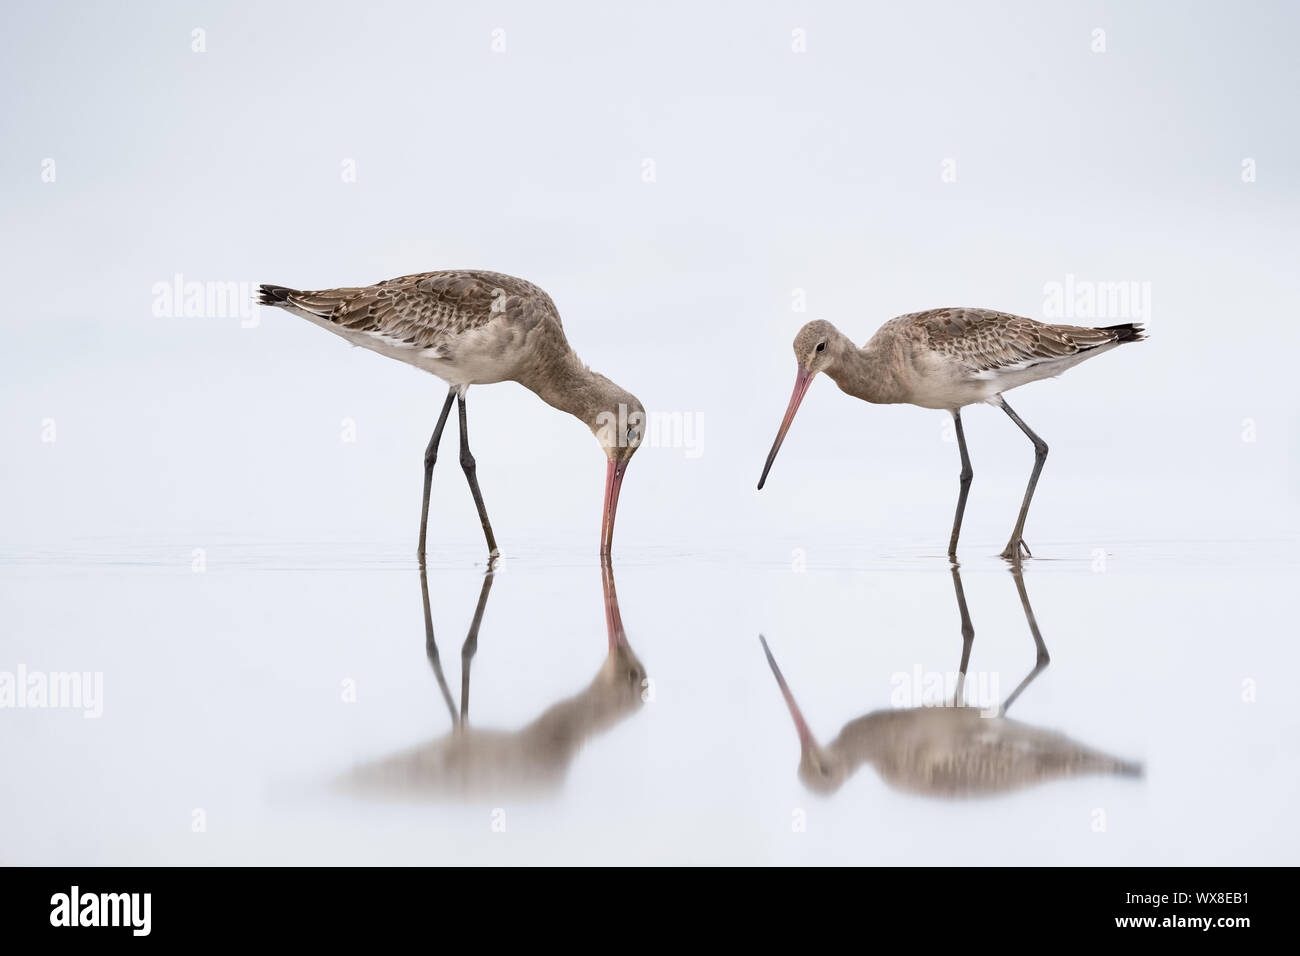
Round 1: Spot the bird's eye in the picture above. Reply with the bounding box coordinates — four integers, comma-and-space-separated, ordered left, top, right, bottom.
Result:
815, 342, 826, 353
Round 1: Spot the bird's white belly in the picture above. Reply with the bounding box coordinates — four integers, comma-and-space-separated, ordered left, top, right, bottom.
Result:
909, 344, 1121, 409
909, 378, 999, 410
418, 351, 514, 388
289, 306, 514, 389
907, 354, 1000, 410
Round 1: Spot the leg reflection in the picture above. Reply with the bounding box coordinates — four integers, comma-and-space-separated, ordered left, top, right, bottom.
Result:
458, 570, 495, 728
998, 565, 1051, 715
420, 566, 495, 730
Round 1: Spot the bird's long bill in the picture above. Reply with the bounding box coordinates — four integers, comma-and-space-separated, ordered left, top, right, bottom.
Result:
759, 635, 815, 750
757, 367, 814, 490
599, 459, 628, 557
601, 559, 627, 650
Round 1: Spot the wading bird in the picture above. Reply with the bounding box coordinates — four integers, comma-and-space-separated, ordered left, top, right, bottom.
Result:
759, 567, 1142, 798
341, 561, 647, 801
259, 272, 645, 560
757, 310, 1145, 560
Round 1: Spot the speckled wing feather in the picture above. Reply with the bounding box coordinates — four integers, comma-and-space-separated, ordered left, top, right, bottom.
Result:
905, 308, 1141, 374
883, 716, 1141, 796
269, 270, 560, 353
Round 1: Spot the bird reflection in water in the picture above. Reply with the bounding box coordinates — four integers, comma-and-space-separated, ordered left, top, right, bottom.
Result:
760, 567, 1142, 798
342, 561, 647, 800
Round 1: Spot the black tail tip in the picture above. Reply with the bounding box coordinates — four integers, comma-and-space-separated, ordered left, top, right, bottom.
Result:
1101, 322, 1147, 343
257, 283, 296, 306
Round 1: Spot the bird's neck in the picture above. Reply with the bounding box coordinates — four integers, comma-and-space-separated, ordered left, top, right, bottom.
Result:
521, 659, 643, 755
826, 337, 910, 405
832, 710, 903, 767
515, 348, 625, 429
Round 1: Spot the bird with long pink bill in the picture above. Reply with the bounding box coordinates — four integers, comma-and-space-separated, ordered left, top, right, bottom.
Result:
259, 271, 644, 560
757, 309, 1145, 560
340, 560, 646, 801
758, 564, 1143, 798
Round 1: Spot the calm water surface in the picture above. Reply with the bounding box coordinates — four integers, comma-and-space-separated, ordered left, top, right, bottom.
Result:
2, 534, 1296, 865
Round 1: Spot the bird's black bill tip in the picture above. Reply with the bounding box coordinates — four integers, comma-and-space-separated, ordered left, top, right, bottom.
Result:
757, 431, 783, 490
758, 634, 814, 748
759, 367, 813, 493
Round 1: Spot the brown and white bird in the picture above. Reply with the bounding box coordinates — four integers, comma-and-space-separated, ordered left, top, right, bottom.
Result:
762, 650, 1143, 799
759, 565, 1143, 798
341, 561, 647, 802
757, 309, 1145, 560
259, 271, 645, 559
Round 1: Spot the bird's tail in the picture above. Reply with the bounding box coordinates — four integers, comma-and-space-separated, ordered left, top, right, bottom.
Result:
1108, 757, 1145, 778
1078, 751, 1144, 779
1097, 322, 1147, 344
257, 283, 299, 306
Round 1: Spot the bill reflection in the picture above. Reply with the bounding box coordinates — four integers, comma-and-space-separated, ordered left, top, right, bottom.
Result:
760, 566, 1143, 798
340, 562, 647, 801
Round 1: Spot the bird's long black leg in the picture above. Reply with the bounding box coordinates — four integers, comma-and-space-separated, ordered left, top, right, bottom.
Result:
420, 566, 459, 726
951, 564, 975, 707
458, 569, 495, 727
457, 391, 500, 560
417, 388, 457, 564
997, 397, 1048, 563
947, 409, 974, 560
998, 565, 1051, 714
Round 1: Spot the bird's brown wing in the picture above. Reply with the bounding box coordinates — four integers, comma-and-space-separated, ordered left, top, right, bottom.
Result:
890, 715, 1139, 796
908, 308, 1127, 374
283, 271, 560, 351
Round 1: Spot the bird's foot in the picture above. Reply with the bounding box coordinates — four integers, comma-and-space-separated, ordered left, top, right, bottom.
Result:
999, 538, 1032, 562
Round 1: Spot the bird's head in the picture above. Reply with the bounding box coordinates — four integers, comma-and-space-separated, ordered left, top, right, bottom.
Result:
592, 390, 646, 465
799, 745, 850, 795
793, 319, 845, 375
598, 642, 649, 706
591, 386, 645, 556
759, 635, 850, 796
757, 320, 847, 490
